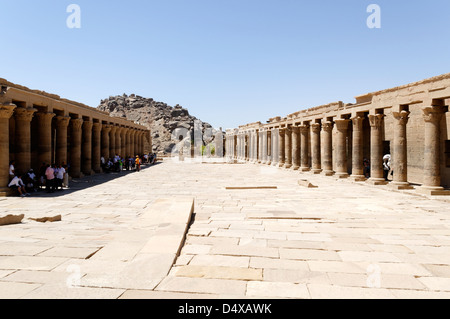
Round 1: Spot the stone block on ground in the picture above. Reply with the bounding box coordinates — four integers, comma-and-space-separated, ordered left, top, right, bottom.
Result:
298, 180, 318, 188
0, 214, 24, 226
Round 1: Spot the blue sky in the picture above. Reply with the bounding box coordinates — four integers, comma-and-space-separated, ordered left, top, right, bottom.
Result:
1, 0, 450, 129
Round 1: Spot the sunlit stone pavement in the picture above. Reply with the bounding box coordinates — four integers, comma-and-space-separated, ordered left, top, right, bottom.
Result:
1, 159, 450, 299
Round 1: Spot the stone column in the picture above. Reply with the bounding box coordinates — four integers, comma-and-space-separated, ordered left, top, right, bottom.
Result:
125, 129, 131, 157
0, 103, 16, 195
36, 112, 56, 167
55, 116, 70, 166
284, 127, 292, 169
367, 114, 387, 185
299, 125, 310, 172
267, 130, 272, 165
311, 123, 322, 174
278, 128, 286, 167
101, 124, 112, 159
321, 121, 334, 176
139, 131, 144, 155
262, 129, 268, 164
418, 106, 449, 195
92, 122, 102, 173
120, 127, 126, 157
291, 127, 300, 170
130, 129, 136, 157
334, 119, 349, 178
14, 107, 37, 174
389, 111, 414, 189
272, 128, 279, 166
245, 133, 249, 161
249, 131, 255, 162
82, 120, 93, 175
109, 125, 117, 159
258, 130, 263, 163
350, 116, 366, 181
237, 134, 241, 160
115, 126, 122, 156
69, 118, 83, 178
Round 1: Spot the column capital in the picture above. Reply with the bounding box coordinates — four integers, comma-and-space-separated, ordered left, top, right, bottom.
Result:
369, 114, 385, 129
322, 121, 333, 132
15, 107, 37, 122
71, 118, 84, 130
393, 110, 410, 126
351, 115, 365, 129
0, 103, 16, 119
35, 112, 56, 124
311, 123, 321, 133
422, 106, 444, 124
299, 124, 309, 133
93, 122, 102, 132
55, 116, 71, 128
102, 124, 112, 133
83, 120, 93, 130
110, 125, 118, 133
335, 119, 350, 131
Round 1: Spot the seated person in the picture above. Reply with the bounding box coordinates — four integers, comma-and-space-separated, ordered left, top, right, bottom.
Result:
8, 175, 29, 197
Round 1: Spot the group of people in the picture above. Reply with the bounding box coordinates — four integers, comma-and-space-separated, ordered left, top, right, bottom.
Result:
7, 160, 68, 197
101, 153, 158, 174
363, 154, 393, 181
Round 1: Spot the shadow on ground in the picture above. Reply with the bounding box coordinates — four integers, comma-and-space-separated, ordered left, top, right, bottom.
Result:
28, 163, 162, 198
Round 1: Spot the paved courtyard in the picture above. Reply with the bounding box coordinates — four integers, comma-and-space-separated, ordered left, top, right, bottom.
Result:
1, 159, 450, 299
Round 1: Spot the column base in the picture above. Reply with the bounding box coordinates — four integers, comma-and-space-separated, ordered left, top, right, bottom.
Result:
0, 187, 12, 197
335, 172, 349, 179
266, 161, 272, 166
284, 164, 292, 169
416, 186, 450, 196
350, 175, 367, 182
390, 182, 415, 190
278, 163, 285, 168
300, 167, 310, 172
292, 166, 300, 171
366, 178, 388, 185
311, 169, 322, 175
322, 170, 334, 176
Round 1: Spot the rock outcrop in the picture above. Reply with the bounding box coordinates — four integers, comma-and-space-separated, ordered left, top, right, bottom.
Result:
98, 94, 220, 154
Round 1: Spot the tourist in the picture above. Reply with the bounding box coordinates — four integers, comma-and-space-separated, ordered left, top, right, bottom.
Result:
383, 154, 391, 181
101, 156, 106, 171
45, 164, 56, 193
135, 156, 141, 172
8, 160, 15, 181
8, 174, 29, 197
62, 164, 69, 188
363, 158, 370, 178
26, 169, 38, 192
39, 162, 47, 189
130, 156, 135, 170
56, 164, 65, 190
119, 157, 123, 172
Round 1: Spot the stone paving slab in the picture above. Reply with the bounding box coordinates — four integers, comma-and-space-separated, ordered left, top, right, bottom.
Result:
1, 161, 450, 298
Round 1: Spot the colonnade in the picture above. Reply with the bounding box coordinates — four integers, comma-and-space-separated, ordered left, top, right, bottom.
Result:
0, 82, 150, 195
226, 104, 449, 196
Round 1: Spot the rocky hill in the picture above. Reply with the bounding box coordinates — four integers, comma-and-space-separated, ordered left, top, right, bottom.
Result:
98, 94, 219, 154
